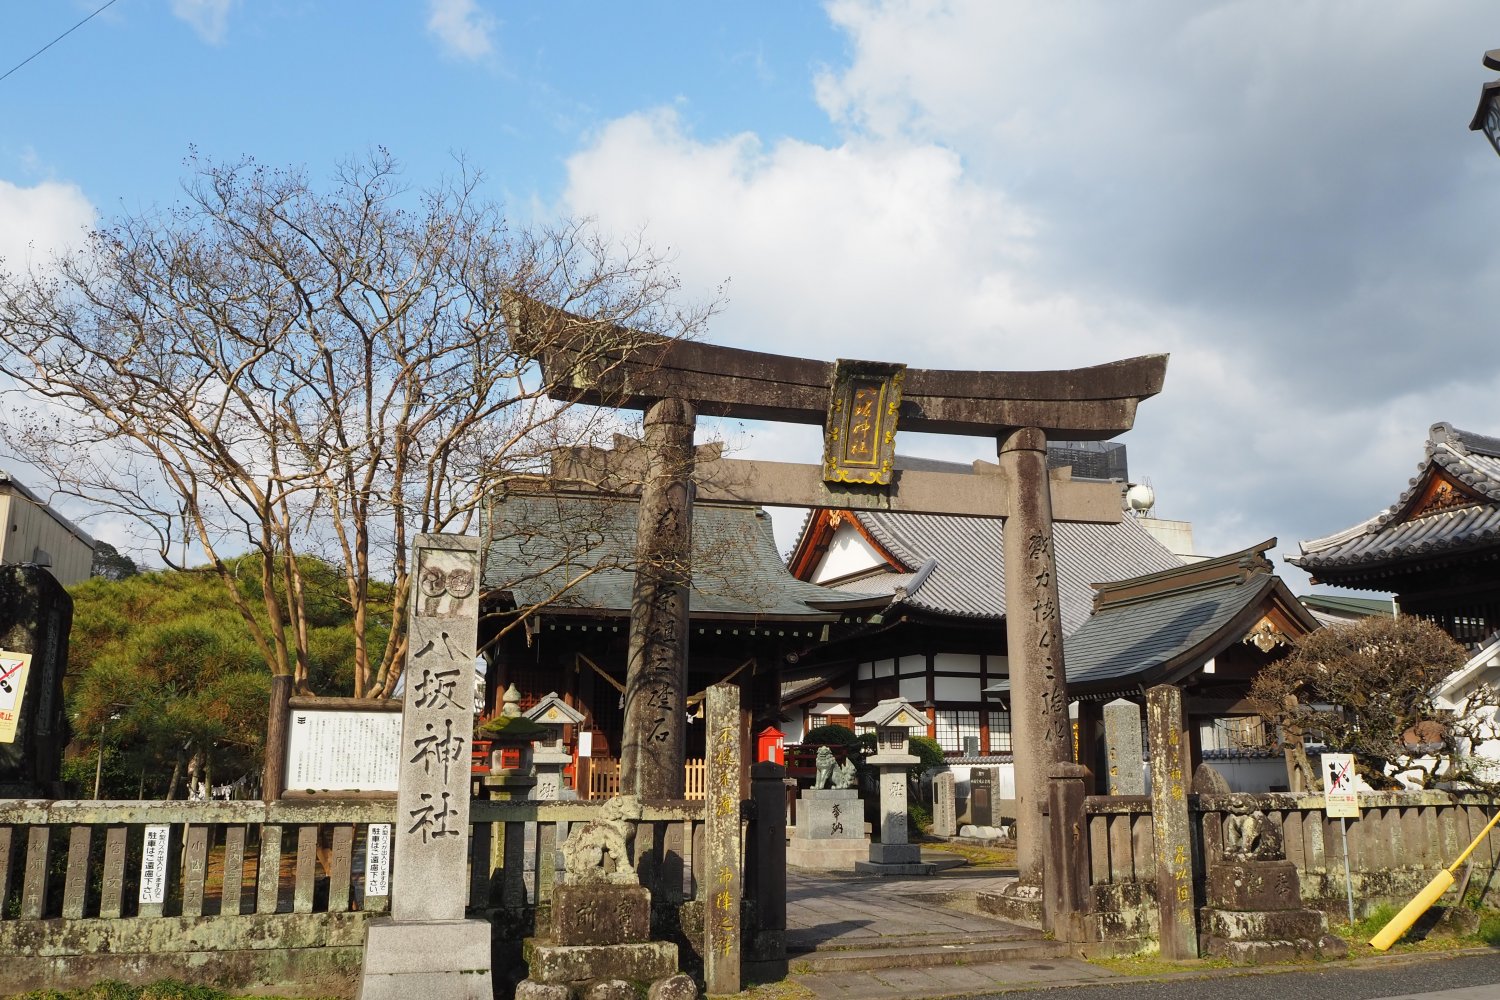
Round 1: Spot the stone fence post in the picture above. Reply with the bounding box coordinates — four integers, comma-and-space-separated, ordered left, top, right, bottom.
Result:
1043, 761, 1090, 942
1147, 683, 1198, 960
744, 760, 788, 981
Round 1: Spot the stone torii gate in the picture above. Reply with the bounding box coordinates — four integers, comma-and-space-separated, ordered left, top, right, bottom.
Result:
506, 294, 1167, 886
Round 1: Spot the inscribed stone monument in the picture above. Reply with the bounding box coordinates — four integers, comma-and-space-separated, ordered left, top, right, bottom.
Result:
357, 534, 493, 1000
931, 771, 956, 838
1102, 699, 1145, 796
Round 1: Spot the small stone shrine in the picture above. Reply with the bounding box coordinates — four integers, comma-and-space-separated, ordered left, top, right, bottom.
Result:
854, 698, 935, 876
518, 794, 695, 1000
525, 691, 586, 801
1193, 766, 1347, 963
786, 743, 869, 870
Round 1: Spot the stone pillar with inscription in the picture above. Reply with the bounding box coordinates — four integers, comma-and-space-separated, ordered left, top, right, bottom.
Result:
704, 683, 743, 996
931, 771, 957, 838
998, 427, 1071, 888
357, 534, 493, 1000
1146, 683, 1197, 961
1103, 699, 1146, 796
621, 398, 696, 801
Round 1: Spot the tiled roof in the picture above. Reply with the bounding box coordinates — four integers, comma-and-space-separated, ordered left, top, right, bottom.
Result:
853, 511, 1182, 633
1290, 423, 1500, 576
1062, 572, 1276, 689
985, 540, 1318, 695
484, 492, 874, 620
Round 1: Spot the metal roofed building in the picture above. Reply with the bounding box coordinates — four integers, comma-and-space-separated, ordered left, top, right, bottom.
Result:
1288, 422, 1500, 645
0, 470, 95, 587
988, 539, 1319, 791
480, 489, 874, 762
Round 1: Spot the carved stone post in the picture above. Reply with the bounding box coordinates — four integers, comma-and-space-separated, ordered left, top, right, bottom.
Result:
704, 683, 742, 996
1147, 683, 1198, 960
1043, 761, 1090, 942
621, 398, 696, 800
998, 426, 1071, 885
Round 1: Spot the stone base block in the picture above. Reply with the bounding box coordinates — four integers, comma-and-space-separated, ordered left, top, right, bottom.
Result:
853, 860, 938, 876
1203, 933, 1347, 964
551, 883, 651, 946
523, 939, 678, 985
977, 881, 1044, 926
1205, 860, 1302, 911
795, 788, 865, 841
357, 917, 493, 1000
786, 836, 870, 871
867, 842, 921, 865
1201, 907, 1329, 942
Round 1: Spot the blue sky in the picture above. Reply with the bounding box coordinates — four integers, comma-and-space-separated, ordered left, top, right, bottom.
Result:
5, 1, 1500, 592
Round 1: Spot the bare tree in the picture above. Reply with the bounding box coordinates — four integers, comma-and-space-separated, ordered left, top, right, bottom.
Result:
1250, 615, 1494, 790
0, 151, 713, 699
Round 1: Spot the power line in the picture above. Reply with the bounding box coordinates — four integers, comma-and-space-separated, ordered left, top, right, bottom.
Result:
0, 0, 123, 86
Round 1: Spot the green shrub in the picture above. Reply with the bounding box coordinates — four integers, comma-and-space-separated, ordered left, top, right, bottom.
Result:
804, 724, 859, 747
908, 802, 933, 833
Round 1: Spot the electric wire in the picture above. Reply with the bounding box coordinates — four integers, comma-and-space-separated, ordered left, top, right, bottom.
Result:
0, 0, 124, 86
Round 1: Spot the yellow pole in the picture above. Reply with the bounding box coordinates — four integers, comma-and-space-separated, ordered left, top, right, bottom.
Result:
1370, 808, 1500, 950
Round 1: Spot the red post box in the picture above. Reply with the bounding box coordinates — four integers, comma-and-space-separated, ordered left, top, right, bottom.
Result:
756, 726, 785, 765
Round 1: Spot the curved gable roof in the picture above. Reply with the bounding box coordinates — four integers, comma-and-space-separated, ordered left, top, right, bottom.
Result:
1291, 423, 1500, 579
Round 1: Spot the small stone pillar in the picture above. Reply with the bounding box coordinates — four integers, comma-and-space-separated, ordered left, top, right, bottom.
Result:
704, 683, 742, 996
1146, 684, 1197, 960
854, 698, 936, 876
932, 771, 957, 838
358, 534, 493, 1000
1043, 761, 1090, 942
525, 691, 587, 801
1103, 699, 1145, 796
745, 760, 789, 981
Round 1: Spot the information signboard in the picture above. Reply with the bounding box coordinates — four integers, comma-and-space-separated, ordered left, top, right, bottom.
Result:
285, 708, 402, 793
365, 823, 391, 897
1322, 752, 1360, 818
139, 824, 170, 904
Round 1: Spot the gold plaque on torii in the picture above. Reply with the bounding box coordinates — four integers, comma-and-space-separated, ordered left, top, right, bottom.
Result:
822, 360, 905, 486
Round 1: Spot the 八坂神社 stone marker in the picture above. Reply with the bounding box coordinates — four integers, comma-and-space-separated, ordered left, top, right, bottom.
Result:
357, 534, 493, 1000
506, 291, 1168, 896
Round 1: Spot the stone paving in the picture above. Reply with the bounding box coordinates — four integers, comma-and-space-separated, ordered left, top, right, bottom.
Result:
775, 863, 1127, 999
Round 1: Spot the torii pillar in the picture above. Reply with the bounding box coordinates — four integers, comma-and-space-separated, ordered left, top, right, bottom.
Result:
619, 398, 696, 800
1000, 427, 1072, 886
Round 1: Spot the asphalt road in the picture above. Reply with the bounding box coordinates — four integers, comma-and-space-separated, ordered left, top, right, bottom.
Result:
977, 950, 1500, 999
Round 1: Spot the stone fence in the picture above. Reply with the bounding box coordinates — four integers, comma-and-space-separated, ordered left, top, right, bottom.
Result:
0, 782, 787, 995
1072, 788, 1500, 947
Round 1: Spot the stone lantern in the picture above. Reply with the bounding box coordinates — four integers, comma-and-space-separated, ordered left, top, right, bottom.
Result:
524, 691, 586, 801
854, 697, 935, 875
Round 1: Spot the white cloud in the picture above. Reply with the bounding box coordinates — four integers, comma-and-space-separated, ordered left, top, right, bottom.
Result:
427, 0, 495, 61
556, 2, 1500, 590
170, 0, 235, 45
0, 178, 95, 274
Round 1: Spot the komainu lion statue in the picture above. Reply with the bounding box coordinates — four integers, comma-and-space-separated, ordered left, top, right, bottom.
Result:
813, 745, 836, 790
561, 794, 641, 884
